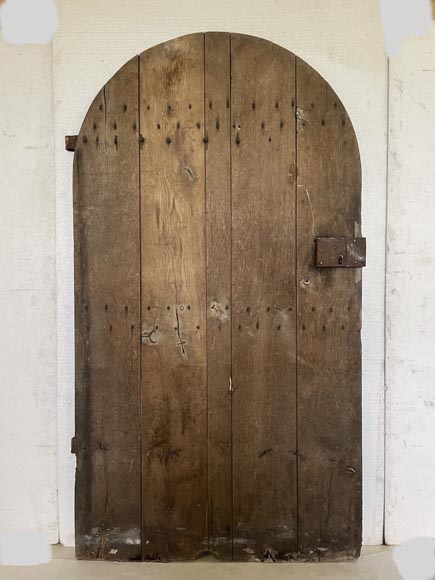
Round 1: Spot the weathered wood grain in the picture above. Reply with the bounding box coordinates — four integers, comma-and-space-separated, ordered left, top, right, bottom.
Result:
74, 56, 141, 560
296, 57, 362, 561
205, 32, 233, 560
74, 34, 363, 563
230, 33, 298, 561
139, 34, 207, 561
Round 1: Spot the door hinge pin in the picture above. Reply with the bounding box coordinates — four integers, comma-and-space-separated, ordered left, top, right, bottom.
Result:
65, 135, 78, 152
229, 377, 234, 392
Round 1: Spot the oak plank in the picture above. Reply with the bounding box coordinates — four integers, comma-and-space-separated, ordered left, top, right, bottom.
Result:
74, 57, 141, 560
231, 33, 298, 561
73, 35, 364, 563
139, 34, 207, 561
296, 57, 362, 561
204, 31, 233, 560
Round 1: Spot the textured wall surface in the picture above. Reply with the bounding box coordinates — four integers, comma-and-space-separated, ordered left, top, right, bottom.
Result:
53, 0, 387, 547
0, 42, 58, 541
386, 26, 435, 544
3, 0, 435, 550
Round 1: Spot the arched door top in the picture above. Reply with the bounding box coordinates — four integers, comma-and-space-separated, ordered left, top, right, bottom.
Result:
73, 32, 362, 563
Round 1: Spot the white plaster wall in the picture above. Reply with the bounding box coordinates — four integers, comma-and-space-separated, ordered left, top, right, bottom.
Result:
4, 0, 435, 550
385, 25, 435, 544
54, 0, 387, 547
0, 42, 58, 541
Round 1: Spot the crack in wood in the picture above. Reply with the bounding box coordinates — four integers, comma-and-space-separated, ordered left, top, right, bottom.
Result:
298, 184, 315, 237
141, 327, 158, 344
184, 166, 196, 180
175, 308, 187, 358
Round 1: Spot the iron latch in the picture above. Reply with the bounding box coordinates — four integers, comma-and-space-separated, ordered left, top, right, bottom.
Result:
316, 237, 366, 268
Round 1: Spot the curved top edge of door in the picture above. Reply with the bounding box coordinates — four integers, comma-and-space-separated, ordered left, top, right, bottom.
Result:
72, 31, 362, 183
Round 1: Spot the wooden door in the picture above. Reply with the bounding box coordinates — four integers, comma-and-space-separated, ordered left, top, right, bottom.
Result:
73, 32, 363, 563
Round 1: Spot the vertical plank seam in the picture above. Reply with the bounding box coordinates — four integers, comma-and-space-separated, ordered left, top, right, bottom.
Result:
295, 56, 300, 560
229, 32, 234, 562
103, 86, 108, 182
102, 84, 109, 542
137, 54, 144, 561
203, 32, 209, 554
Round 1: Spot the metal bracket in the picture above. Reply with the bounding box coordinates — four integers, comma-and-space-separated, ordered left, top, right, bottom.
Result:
65, 135, 78, 152
316, 237, 366, 268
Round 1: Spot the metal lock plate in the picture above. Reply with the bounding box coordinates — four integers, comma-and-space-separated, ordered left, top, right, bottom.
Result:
316, 237, 366, 268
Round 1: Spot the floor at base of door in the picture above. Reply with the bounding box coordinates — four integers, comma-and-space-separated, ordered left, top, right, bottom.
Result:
0, 546, 401, 580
